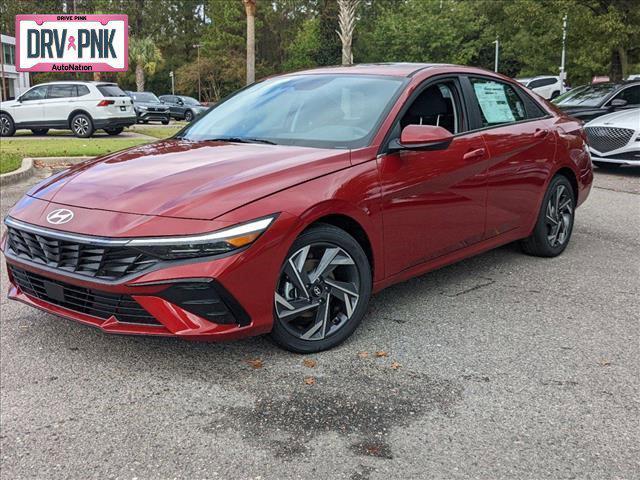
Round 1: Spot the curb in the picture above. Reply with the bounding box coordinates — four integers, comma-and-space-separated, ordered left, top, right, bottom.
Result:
0, 156, 93, 186
0, 157, 34, 186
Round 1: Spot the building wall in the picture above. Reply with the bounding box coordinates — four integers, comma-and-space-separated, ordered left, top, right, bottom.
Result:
1, 34, 31, 101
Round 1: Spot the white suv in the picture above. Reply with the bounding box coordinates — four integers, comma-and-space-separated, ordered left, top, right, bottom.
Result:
0, 81, 137, 138
516, 76, 565, 99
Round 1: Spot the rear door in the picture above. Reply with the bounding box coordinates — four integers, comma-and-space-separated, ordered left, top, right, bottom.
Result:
463, 76, 556, 238
43, 84, 77, 123
378, 76, 489, 275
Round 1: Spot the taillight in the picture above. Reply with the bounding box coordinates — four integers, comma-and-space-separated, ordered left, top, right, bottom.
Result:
97, 100, 115, 107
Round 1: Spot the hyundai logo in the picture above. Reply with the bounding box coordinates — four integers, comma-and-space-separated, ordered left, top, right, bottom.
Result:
46, 209, 74, 225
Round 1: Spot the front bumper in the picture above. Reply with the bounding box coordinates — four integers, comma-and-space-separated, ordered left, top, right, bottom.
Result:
136, 110, 170, 123
589, 147, 640, 165
2, 204, 300, 341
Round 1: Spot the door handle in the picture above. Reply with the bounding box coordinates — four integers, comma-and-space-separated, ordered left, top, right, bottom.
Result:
463, 148, 486, 161
534, 128, 549, 138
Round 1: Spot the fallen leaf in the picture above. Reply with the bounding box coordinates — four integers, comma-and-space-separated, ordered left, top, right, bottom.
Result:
246, 359, 264, 369
375, 351, 388, 358
303, 376, 316, 385
391, 361, 401, 370
599, 358, 612, 366
358, 351, 369, 358
303, 359, 317, 368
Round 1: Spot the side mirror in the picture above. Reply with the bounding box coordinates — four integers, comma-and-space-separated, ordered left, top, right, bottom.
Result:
610, 98, 627, 108
177, 99, 184, 105
389, 125, 454, 151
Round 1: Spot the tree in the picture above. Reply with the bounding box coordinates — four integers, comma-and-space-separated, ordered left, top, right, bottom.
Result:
337, 0, 360, 65
129, 37, 163, 92
243, 0, 257, 84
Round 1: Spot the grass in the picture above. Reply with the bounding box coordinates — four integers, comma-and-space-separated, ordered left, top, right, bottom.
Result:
0, 137, 151, 174
131, 125, 183, 139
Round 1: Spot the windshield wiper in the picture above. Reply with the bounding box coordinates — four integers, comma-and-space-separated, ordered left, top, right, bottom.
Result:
202, 136, 277, 145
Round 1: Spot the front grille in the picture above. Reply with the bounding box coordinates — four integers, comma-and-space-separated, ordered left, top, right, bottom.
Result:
9, 266, 162, 326
6, 226, 159, 280
585, 126, 634, 153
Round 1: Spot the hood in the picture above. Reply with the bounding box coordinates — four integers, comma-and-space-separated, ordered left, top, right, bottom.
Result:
585, 108, 640, 130
27, 139, 350, 220
135, 101, 169, 109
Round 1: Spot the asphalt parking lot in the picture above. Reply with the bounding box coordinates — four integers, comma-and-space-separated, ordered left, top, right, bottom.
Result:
1, 167, 638, 480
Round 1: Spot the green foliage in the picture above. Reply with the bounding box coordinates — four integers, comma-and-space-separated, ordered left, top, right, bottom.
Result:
4, 0, 639, 97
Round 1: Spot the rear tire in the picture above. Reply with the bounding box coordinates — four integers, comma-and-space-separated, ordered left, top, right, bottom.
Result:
104, 127, 124, 136
270, 224, 372, 353
70, 113, 94, 138
593, 161, 622, 170
521, 175, 575, 257
184, 110, 194, 122
31, 128, 49, 136
0, 113, 15, 137
161, 119, 170, 125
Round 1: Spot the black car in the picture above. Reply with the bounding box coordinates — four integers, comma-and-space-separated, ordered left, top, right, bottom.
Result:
158, 95, 209, 122
126, 91, 171, 124
553, 81, 640, 122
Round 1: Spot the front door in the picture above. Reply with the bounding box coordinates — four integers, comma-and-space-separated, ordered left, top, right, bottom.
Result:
10, 85, 47, 124
378, 79, 489, 275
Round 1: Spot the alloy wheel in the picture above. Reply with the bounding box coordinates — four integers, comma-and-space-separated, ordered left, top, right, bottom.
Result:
73, 117, 89, 136
545, 184, 573, 247
185, 111, 193, 122
0, 116, 10, 135
274, 243, 361, 341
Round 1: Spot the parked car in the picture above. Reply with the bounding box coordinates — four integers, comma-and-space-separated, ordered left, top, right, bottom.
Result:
159, 95, 208, 122
627, 74, 640, 81
126, 91, 171, 124
584, 108, 640, 169
553, 81, 640, 122
517, 75, 565, 99
0, 81, 136, 138
1, 63, 593, 352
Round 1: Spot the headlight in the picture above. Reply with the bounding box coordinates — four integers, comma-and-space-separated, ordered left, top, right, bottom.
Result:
127, 215, 276, 260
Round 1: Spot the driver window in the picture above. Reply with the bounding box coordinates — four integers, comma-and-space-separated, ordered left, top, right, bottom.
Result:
613, 85, 640, 106
21, 86, 47, 102
399, 82, 460, 134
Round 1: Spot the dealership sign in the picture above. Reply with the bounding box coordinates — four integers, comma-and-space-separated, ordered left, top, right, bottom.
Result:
15, 14, 128, 72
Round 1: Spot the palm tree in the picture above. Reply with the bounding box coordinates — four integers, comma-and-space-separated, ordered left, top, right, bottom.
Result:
129, 37, 163, 92
243, 0, 256, 85
337, 0, 360, 65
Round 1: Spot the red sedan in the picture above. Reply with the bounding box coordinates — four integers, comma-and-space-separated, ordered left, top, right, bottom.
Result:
1, 64, 593, 352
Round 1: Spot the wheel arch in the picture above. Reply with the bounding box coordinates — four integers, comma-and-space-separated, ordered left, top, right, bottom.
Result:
0, 110, 14, 120
554, 166, 579, 201
304, 213, 375, 278
67, 109, 93, 127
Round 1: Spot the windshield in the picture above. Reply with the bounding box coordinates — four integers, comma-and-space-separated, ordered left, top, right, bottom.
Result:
179, 74, 405, 149
181, 96, 200, 105
129, 92, 160, 103
553, 84, 616, 107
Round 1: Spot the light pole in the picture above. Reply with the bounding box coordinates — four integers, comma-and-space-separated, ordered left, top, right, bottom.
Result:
493, 35, 499, 73
559, 14, 568, 91
192, 44, 201, 102
169, 71, 175, 95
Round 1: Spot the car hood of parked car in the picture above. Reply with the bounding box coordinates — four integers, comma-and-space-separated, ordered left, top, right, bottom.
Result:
133, 101, 169, 110
26, 139, 351, 220
584, 108, 640, 129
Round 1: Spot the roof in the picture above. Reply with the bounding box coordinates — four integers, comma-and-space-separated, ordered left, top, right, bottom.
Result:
30, 80, 118, 86
290, 63, 452, 77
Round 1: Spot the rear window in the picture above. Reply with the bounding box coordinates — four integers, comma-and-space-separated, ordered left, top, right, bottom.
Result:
97, 85, 127, 97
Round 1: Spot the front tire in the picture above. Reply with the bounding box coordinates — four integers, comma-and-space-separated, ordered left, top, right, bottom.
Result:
71, 113, 94, 138
270, 224, 372, 353
161, 119, 170, 125
521, 175, 575, 257
31, 128, 49, 136
0, 113, 15, 137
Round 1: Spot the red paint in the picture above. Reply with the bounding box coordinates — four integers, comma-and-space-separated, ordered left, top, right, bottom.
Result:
2, 64, 593, 341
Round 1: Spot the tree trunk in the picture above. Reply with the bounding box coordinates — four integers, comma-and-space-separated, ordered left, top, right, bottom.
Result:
244, 0, 256, 85
136, 64, 145, 92
617, 47, 628, 80
337, 0, 359, 66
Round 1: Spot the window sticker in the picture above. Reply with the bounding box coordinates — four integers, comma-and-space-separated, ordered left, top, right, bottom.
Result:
473, 82, 515, 124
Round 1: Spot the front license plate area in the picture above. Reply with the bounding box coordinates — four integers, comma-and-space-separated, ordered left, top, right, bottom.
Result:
43, 281, 65, 303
